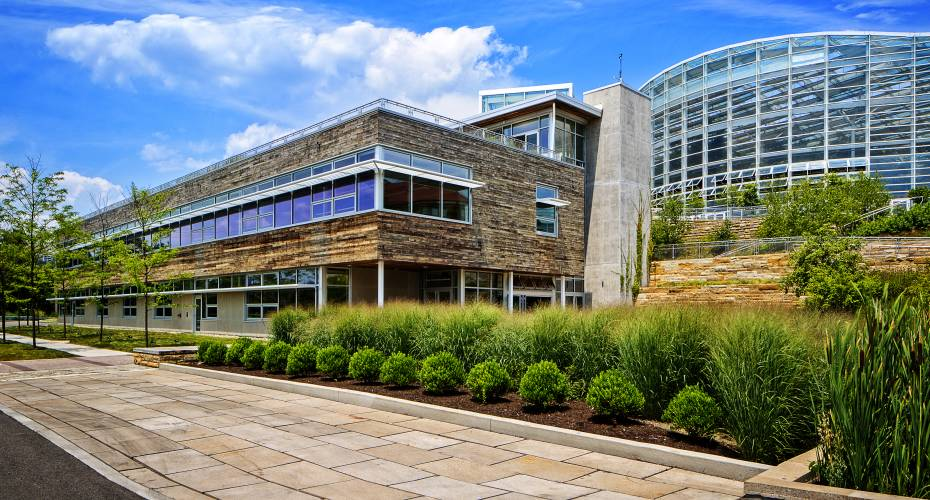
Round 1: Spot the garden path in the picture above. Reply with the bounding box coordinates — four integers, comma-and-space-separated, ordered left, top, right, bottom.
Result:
0, 366, 744, 499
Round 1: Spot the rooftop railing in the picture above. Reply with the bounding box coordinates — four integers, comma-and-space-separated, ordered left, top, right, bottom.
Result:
653, 235, 930, 261
84, 99, 567, 219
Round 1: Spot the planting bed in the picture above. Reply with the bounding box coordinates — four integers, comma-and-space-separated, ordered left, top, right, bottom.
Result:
185, 362, 741, 459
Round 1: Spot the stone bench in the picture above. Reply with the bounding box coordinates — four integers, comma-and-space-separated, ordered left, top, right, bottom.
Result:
132, 346, 199, 367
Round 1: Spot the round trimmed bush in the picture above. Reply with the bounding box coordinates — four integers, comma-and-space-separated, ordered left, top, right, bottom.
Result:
348, 348, 386, 382
198, 341, 227, 365
519, 361, 568, 407
263, 341, 292, 374
197, 340, 213, 361
586, 369, 645, 420
286, 344, 318, 377
419, 352, 466, 394
662, 386, 721, 439
241, 342, 266, 370
316, 345, 350, 379
225, 337, 253, 365
380, 353, 418, 387
466, 360, 511, 403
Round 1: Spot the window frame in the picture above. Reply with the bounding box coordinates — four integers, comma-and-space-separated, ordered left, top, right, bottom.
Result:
535, 183, 560, 237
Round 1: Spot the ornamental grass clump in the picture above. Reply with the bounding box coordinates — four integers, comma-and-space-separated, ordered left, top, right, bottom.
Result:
519, 361, 568, 408
380, 352, 418, 387
285, 344, 317, 377
316, 345, 350, 379
348, 348, 386, 382
585, 369, 644, 421
465, 360, 511, 403
225, 337, 253, 365
262, 341, 292, 374
198, 340, 227, 365
269, 308, 310, 345
662, 386, 721, 439
418, 351, 466, 394
241, 342, 266, 370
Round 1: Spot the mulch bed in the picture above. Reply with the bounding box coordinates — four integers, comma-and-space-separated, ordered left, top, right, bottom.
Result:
184, 362, 741, 459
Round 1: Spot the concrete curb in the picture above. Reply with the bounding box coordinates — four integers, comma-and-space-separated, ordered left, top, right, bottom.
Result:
0, 402, 168, 500
161, 362, 770, 481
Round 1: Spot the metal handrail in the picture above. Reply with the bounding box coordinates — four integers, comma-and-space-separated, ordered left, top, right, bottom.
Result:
84, 99, 568, 219
652, 205, 768, 221
653, 236, 930, 261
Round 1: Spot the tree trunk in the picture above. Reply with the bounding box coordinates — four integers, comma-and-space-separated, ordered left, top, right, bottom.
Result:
99, 297, 104, 342
31, 303, 36, 347
144, 293, 149, 347
61, 292, 68, 339
1, 300, 6, 342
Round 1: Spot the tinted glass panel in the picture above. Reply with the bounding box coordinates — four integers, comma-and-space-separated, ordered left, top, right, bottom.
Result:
442, 184, 469, 221
383, 171, 410, 212
357, 172, 375, 211
293, 188, 311, 223
274, 194, 292, 227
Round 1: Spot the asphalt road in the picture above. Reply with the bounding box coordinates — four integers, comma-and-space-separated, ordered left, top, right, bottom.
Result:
0, 411, 141, 500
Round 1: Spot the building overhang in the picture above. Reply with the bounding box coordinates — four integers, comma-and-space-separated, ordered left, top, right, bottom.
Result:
463, 93, 602, 128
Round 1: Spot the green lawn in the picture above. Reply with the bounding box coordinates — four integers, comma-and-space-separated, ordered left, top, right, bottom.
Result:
0, 340, 74, 361
7, 325, 235, 353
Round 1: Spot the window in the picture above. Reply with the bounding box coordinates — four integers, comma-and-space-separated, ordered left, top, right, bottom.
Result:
258, 198, 274, 229
246, 290, 278, 320
154, 305, 173, 319
73, 300, 85, 316
357, 172, 375, 211
383, 172, 410, 212
96, 300, 109, 318
242, 202, 257, 233
202, 294, 218, 319
228, 207, 241, 236
123, 297, 137, 317
463, 271, 503, 304
442, 184, 469, 222
274, 194, 292, 227
333, 176, 356, 214
412, 178, 442, 217
312, 182, 333, 218
326, 268, 350, 305
293, 188, 311, 223
535, 184, 559, 236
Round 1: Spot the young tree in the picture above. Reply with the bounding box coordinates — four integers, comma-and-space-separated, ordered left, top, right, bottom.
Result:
115, 184, 176, 347
0, 227, 26, 342
85, 193, 126, 342
1, 158, 72, 347
48, 211, 87, 339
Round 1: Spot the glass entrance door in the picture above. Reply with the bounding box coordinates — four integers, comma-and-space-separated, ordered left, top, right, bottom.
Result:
193, 296, 202, 332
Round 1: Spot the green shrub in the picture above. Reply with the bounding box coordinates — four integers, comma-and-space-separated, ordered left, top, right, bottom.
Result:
519, 361, 568, 407
662, 386, 721, 439
380, 352, 418, 386
225, 337, 253, 365
585, 369, 644, 420
651, 197, 689, 248
263, 341, 292, 373
269, 308, 309, 345
348, 348, 386, 382
198, 341, 227, 365
708, 318, 822, 464
465, 360, 511, 403
853, 201, 930, 237
241, 342, 266, 370
285, 343, 317, 377
418, 352, 466, 394
815, 294, 930, 497
316, 345, 350, 379
706, 220, 735, 242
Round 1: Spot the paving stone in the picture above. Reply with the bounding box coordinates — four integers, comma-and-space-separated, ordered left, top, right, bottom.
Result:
648, 469, 743, 497
577, 491, 647, 499
396, 418, 467, 434
137, 449, 222, 475
360, 410, 418, 424
499, 439, 590, 461
483, 474, 597, 500
394, 475, 506, 499
190, 415, 251, 429
88, 426, 184, 457
180, 435, 256, 455
364, 443, 449, 466
156, 485, 213, 499
257, 460, 351, 489
287, 443, 374, 468
122, 467, 177, 489
495, 455, 596, 482
167, 464, 263, 492
334, 458, 434, 485
147, 402, 215, 419
219, 405, 277, 418
244, 413, 308, 427
567, 452, 669, 479
277, 421, 343, 437
568, 471, 683, 499
415, 457, 515, 484
68, 415, 131, 432
385, 430, 462, 450
442, 428, 524, 447
304, 478, 417, 500
131, 415, 220, 441
317, 401, 374, 414
435, 441, 522, 465
214, 446, 300, 472
316, 431, 391, 450
339, 420, 408, 437
91, 448, 143, 471
211, 481, 318, 500
303, 410, 367, 426
657, 488, 739, 499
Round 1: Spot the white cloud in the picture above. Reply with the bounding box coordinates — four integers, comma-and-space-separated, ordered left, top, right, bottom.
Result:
225, 123, 293, 157
59, 170, 124, 215
140, 142, 211, 173
46, 10, 525, 120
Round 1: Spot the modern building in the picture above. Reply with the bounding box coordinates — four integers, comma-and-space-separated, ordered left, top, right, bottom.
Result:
62, 85, 650, 335
479, 83, 573, 113
643, 32, 930, 204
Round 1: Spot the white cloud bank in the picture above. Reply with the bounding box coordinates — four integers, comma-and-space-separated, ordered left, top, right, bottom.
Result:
46, 10, 525, 119
225, 123, 293, 157
59, 170, 124, 214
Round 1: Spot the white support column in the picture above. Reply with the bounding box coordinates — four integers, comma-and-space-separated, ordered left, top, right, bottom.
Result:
458, 269, 466, 306
318, 266, 327, 311
550, 102, 557, 156
560, 275, 567, 309
506, 272, 514, 313
376, 260, 385, 308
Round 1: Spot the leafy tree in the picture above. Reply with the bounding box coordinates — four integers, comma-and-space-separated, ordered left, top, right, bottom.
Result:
48, 212, 87, 338
907, 185, 930, 204
114, 184, 177, 347
782, 227, 879, 311
685, 194, 705, 210
85, 194, 126, 342
758, 174, 890, 238
705, 220, 735, 242
1, 159, 72, 347
650, 197, 689, 248
0, 227, 26, 342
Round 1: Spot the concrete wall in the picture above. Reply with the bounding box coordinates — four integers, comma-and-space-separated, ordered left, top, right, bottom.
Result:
582, 83, 652, 307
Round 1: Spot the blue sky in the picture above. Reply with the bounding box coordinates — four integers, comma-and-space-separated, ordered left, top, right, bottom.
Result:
1, 0, 928, 213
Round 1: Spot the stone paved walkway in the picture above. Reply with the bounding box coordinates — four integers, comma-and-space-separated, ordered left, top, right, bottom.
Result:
0, 333, 133, 375
0, 367, 744, 499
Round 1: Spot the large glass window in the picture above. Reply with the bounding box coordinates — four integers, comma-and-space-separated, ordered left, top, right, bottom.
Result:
463, 271, 503, 304
442, 184, 469, 222
154, 304, 172, 319
122, 297, 137, 317
384, 172, 411, 212
245, 290, 278, 320
357, 172, 375, 211
412, 178, 442, 217
312, 182, 333, 219
274, 194, 292, 227
326, 268, 350, 305
535, 184, 559, 236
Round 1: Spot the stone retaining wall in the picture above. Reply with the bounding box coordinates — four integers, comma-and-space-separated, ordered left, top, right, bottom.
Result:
683, 218, 762, 243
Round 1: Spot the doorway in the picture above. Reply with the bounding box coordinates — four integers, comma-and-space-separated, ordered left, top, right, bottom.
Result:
193, 296, 202, 332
